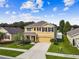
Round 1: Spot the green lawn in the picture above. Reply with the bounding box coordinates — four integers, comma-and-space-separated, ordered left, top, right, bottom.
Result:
48, 35, 79, 55
0, 49, 23, 57
46, 55, 75, 59
0, 43, 33, 49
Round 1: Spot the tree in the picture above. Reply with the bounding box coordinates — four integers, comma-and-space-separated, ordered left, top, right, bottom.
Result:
13, 33, 23, 41
64, 21, 71, 34
59, 20, 65, 34
0, 32, 5, 41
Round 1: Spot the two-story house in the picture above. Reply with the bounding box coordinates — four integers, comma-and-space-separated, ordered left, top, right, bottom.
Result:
24, 21, 57, 43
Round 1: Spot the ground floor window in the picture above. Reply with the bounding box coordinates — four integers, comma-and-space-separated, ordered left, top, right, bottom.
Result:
4, 35, 10, 39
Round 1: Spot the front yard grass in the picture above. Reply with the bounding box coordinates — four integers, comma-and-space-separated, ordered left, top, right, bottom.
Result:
0, 49, 23, 57
46, 55, 75, 59
0, 42, 33, 49
48, 35, 79, 55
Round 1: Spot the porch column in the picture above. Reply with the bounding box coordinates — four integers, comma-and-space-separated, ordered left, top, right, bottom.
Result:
30, 36, 31, 41
35, 36, 36, 42
47, 27, 48, 32
10, 35, 12, 41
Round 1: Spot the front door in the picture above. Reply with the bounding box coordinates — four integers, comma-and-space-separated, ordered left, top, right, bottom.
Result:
31, 36, 35, 42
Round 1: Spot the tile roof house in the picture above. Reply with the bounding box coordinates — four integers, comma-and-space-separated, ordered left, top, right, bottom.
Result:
67, 28, 79, 49
24, 21, 57, 43
0, 27, 23, 42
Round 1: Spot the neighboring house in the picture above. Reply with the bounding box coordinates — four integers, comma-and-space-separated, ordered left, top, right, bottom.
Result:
0, 27, 23, 42
24, 21, 57, 43
67, 28, 79, 49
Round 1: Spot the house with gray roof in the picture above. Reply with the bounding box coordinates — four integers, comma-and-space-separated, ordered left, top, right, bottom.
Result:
0, 27, 23, 42
24, 21, 57, 43
67, 28, 79, 49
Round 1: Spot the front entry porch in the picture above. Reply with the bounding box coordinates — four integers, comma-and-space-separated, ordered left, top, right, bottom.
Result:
24, 32, 39, 42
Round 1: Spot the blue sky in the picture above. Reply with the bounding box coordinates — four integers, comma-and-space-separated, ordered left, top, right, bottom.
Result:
0, 0, 79, 25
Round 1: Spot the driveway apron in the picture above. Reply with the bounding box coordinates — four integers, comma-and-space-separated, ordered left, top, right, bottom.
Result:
16, 43, 51, 59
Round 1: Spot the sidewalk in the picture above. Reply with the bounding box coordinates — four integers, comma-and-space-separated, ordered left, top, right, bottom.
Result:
15, 43, 51, 59
46, 52, 79, 59
0, 47, 27, 52
0, 55, 14, 59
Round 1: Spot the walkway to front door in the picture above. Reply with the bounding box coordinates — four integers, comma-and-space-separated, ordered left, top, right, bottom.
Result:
16, 43, 51, 59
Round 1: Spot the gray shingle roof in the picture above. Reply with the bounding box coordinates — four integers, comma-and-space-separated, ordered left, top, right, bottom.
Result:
3, 27, 23, 34
26, 21, 48, 27
67, 28, 79, 37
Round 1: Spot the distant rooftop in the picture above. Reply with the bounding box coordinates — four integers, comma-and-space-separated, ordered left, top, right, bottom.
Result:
67, 28, 79, 37
3, 27, 23, 34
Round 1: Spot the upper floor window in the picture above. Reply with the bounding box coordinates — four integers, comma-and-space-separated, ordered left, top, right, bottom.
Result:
48, 27, 53, 32
34, 27, 36, 31
37, 27, 41, 31
42, 27, 47, 32
27, 28, 32, 31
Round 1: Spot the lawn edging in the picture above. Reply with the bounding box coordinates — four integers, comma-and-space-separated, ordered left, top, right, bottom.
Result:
0, 47, 27, 52
46, 52, 79, 59
0, 55, 14, 59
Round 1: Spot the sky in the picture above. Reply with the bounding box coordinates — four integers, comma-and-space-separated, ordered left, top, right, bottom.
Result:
0, 0, 79, 25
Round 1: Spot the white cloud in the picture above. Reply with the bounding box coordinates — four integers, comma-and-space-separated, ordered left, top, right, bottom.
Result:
20, 0, 44, 12
44, 15, 47, 18
64, 0, 75, 6
32, 10, 39, 13
47, 2, 50, 5
36, 0, 43, 9
0, 0, 6, 7
53, 7, 57, 12
63, 0, 75, 11
7, 13, 43, 23
5, 11, 9, 14
20, 1, 34, 10
12, 11, 16, 14
5, 4, 9, 8
51, 14, 54, 17
63, 7, 69, 11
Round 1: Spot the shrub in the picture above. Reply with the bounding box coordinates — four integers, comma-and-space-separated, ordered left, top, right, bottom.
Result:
19, 39, 31, 44
0, 41, 14, 44
50, 39, 54, 42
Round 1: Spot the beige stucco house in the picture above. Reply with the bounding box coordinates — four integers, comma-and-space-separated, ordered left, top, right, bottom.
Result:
0, 27, 23, 42
67, 28, 79, 49
24, 21, 57, 43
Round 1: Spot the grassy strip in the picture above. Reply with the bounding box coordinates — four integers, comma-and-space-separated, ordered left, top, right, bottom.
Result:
48, 35, 79, 55
0, 49, 23, 57
46, 55, 75, 59
0, 43, 33, 49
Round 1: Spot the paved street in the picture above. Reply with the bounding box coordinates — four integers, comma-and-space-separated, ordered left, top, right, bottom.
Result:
16, 43, 51, 59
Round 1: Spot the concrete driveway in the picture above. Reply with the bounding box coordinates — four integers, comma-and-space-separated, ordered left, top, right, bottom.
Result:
16, 43, 51, 59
